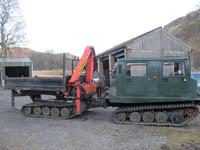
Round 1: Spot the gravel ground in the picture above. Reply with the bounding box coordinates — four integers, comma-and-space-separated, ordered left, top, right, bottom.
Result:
0, 89, 200, 150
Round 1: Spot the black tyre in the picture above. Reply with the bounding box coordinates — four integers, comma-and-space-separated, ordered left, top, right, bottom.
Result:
33, 107, 41, 115
60, 108, 71, 118
51, 107, 60, 117
171, 112, 184, 124
42, 107, 51, 116
142, 112, 154, 123
129, 112, 141, 123
155, 112, 168, 124
22, 107, 32, 115
113, 113, 126, 123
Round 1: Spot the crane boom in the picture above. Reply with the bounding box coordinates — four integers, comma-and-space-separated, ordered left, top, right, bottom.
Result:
65, 46, 97, 113
69, 46, 95, 84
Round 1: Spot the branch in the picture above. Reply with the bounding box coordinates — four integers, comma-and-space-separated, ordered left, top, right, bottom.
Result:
0, 0, 25, 56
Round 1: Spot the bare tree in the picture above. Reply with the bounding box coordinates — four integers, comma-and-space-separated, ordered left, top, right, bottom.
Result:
0, 0, 25, 57
45, 49, 55, 54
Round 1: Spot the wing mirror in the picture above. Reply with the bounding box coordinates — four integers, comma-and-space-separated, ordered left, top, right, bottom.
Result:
109, 71, 113, 76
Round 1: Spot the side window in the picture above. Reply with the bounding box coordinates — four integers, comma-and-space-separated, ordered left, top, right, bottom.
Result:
127, 63, 147, 77
163, 62, 185, 77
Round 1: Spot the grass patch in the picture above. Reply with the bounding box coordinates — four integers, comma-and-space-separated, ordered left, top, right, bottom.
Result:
155, 128, 200, 150
33, 70, 72, 77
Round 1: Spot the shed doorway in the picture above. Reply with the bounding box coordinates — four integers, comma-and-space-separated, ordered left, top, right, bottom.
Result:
103, 59, 109, 87
5, 66, 29, 77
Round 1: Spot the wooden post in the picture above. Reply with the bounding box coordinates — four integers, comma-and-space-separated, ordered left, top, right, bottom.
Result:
97, 58, 104, 81
124, 49, 128, 58
109, 54, 115, 71
72, 59, 74, 74
11, 89, 15, 107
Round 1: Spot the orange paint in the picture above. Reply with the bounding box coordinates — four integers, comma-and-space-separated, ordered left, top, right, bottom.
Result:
76, 99, 81, 113
152, 75, 157, 79
84, 84, 97, 94
76, 86, 81, 113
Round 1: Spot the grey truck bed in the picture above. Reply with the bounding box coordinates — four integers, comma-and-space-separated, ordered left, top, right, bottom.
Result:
5, 77, 64, 91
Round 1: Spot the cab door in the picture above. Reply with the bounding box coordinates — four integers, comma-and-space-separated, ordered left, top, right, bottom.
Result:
124, 61, 150, 96
160, 61, 189, 96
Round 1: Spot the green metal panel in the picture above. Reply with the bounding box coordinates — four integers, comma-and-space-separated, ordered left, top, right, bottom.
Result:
109, 57, 200, 104
159, 60, 189, 96
124, 61, 149, 96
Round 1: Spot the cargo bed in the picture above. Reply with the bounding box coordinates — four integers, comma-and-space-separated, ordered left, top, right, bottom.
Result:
5, 77, 64, 91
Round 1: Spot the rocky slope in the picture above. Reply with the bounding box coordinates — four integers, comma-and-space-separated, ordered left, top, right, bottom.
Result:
164, 9, 200, 70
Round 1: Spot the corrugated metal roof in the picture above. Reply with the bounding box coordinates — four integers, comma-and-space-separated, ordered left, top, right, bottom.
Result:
0, 58, 32, 63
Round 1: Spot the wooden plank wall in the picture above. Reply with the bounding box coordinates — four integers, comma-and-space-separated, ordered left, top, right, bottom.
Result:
126, 28, 190, 58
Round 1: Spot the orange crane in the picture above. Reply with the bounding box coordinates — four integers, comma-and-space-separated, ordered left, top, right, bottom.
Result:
64, 46, 97, 114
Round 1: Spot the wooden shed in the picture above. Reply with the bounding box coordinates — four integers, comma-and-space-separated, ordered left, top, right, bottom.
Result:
0, 58, 33, 87
96, 27, 192, 86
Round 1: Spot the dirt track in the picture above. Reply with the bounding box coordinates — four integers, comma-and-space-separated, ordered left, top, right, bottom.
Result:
0, 89, 200, 150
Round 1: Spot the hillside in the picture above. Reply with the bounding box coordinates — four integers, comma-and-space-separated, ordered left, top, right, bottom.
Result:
164, 8, 200, 70
0, 47, 76, 70
0, 47, 36, 58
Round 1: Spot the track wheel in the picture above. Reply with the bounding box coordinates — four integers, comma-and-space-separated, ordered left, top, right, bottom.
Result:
22, 107, 32, 115
33, 107, 41, 115
142, 112, 154, 123
51, 107, 60, 117
155, 112, 168, 124
129, 112, 141, 123
60, 108, 71, 118
42, 107, 51, 116
171, 112, 184, 124
113, 112, 126, 123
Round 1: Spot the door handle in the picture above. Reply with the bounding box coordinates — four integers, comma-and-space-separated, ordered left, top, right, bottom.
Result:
163, 78, 168, 82
126, 78, 132, 82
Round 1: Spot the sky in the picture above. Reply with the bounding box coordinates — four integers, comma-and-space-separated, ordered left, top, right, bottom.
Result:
19, 0, 200, 56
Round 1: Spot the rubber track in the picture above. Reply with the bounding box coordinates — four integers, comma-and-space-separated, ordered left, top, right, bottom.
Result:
22, 101, 78, 119
113, 102, 199, 127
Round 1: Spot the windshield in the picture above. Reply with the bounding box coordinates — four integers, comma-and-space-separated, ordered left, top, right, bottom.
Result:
93, 72, 99, 79
191, 73, 200, 80
81, 71, 99, 79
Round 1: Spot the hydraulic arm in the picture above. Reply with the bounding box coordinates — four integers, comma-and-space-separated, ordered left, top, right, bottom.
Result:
64, 46, 96, 113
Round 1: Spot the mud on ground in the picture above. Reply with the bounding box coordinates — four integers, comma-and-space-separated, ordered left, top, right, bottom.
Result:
0, 89, 200, 150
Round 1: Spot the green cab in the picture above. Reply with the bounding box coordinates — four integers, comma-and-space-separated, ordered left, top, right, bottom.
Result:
108, 57, 200, 105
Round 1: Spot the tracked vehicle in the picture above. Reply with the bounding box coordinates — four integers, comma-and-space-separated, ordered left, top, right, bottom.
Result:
4, 46, 200, 126
108, 57, 200, 126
